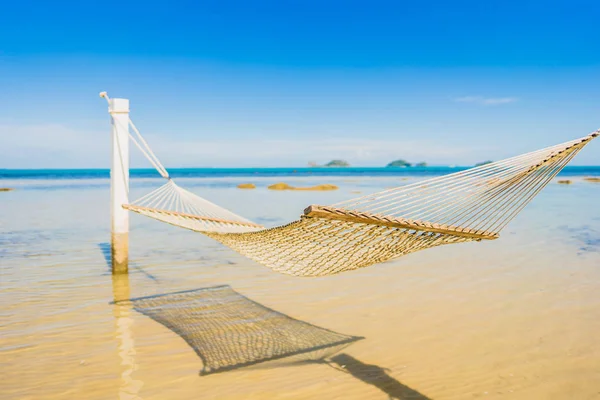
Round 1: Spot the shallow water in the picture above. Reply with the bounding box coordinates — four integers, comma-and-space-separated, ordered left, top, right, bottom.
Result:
1, 175, 600, 399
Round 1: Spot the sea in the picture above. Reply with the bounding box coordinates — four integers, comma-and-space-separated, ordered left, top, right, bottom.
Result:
2, 166, 600, 180
1, 167, 599, 399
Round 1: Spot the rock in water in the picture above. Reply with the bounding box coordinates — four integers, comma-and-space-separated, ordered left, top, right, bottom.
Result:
237, 183, 256, 189
304, 184, 338, 191
267, 183, 338, 191
268, 182, 294, 190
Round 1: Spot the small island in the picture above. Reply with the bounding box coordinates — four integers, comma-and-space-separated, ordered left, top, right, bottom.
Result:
386, 159, 412, 168
415, 162, 427, 167
475, 160, 493, 167
324, 159, 350, 167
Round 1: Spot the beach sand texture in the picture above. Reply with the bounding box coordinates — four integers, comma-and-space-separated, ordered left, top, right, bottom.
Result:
1, 176, 599, 400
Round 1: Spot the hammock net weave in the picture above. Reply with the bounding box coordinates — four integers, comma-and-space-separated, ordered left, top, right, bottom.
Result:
103, 93, 599, 277
117, 285, 362, 375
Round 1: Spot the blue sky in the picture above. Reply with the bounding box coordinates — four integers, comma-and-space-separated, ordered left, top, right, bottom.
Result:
1, 0, 599, 168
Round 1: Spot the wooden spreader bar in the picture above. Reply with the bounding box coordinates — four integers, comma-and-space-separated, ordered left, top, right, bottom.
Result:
304, 205, 499, 240
122, 204, 265, 229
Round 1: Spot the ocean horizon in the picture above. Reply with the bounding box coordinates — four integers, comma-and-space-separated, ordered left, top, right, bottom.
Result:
2, 165, 600, 180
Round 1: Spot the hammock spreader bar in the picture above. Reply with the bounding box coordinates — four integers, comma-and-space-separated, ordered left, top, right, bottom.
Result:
303, 205, 499, 240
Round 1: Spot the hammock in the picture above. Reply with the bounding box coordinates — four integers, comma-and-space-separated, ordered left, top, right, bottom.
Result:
103, 95, 598, 277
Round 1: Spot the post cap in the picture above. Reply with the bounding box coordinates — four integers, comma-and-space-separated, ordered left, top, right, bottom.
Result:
109, 98, 130, 113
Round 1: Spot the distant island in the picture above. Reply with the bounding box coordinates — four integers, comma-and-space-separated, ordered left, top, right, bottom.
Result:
308, 159, 350, 167
387, 159, 411, 167
308, 160, 350, 167
325, 159, 350, 167
475, 160, 493, 167
308, 159, 431, 168
386, 160, 428, 168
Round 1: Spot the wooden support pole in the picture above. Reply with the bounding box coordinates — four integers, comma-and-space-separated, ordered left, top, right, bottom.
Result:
109, 97, 130, 274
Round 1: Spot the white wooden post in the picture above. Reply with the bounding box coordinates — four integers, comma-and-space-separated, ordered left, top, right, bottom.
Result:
109, 97, 130, 274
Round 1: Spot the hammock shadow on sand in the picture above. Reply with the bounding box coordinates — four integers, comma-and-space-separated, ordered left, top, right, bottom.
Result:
113, 284, 431, 399
115, 285, 362, 375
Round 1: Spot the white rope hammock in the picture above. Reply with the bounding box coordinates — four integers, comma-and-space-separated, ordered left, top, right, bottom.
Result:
102, 94, 598, 276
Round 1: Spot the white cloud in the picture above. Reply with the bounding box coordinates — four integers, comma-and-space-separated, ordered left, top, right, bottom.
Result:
0, 123, 108, 168
0, 123, 489, 168
144, 134, 489, 167
454, 96, 518, 105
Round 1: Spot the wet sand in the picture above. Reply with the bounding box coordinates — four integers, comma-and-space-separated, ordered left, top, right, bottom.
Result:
1, 176, 599, 399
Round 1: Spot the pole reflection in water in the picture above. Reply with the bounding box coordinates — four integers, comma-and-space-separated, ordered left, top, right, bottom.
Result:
112, 274, 144, 400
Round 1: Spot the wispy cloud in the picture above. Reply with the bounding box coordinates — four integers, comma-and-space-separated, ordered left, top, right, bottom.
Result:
453, 96, 518, 105
137, 134, 492, 168
0, 123, 490, 169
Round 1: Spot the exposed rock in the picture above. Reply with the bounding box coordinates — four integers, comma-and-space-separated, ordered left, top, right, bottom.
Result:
267, 182, 338, 191
295, 184, 338, 191
583, 177, 600, 183
558, 180, 572, 184
0, 188, 14, 192
237, 183, 256, 189
268, 182, 294, 190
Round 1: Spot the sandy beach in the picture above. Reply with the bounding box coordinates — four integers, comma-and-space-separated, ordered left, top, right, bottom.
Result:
1, 174, 599, 399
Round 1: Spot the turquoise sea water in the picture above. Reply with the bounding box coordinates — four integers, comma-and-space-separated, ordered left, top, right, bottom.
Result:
2, 166, 600, 180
